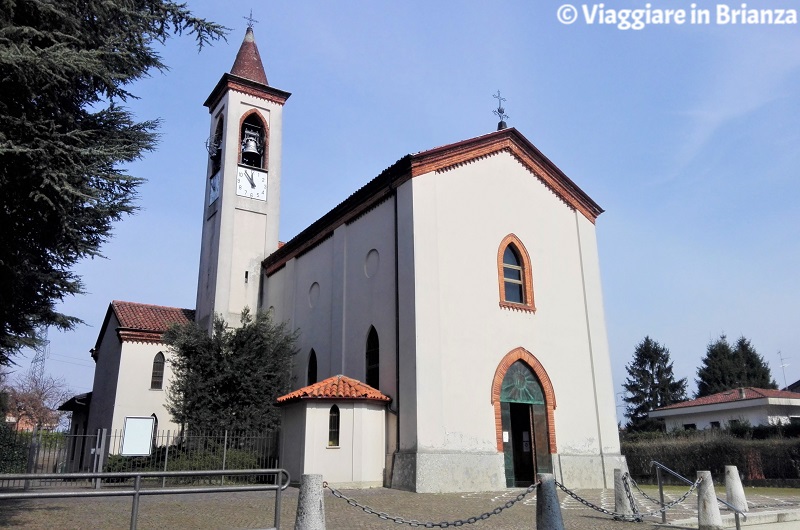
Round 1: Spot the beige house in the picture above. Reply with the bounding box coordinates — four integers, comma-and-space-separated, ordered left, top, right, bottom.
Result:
68, 25, 625, 491
649, 387, 800, 431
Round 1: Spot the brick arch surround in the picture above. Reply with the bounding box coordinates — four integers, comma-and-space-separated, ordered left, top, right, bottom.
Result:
491, 347, 557, 453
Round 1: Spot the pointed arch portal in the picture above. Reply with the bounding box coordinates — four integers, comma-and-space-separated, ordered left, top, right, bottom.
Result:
491, 348, 556, 487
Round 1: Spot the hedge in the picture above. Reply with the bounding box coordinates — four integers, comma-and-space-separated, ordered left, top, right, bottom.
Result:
622, 431, 800, 483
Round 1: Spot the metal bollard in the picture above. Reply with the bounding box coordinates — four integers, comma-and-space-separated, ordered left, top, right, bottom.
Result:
536, 473, 565, 530
295, 474, 326, 530
697, 470, 723, 530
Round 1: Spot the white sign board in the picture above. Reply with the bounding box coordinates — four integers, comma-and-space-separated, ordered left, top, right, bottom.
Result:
120, 416, 156, 456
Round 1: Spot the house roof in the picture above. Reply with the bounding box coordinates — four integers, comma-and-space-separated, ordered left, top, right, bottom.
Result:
58, 392, 92, 412
230, 26, 268, 86
277, 375, 391, 405
92, 301, 194, 358
653, 387, 800, 412
263, 127, 603, 276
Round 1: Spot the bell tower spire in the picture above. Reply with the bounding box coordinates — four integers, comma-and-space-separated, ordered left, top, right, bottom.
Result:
195, 22, 291, 332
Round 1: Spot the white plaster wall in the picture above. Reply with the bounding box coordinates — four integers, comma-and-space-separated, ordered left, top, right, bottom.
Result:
110, 341, 181, 437
263, 199, 397, 405
301, 401, 385, 486
660, 404, 800, 431
86, 313, 123, 436
279, 402, 306, 485
409, 152, 618, 461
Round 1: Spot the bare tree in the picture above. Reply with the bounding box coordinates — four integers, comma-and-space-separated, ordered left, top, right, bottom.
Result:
3, 372, 73, 431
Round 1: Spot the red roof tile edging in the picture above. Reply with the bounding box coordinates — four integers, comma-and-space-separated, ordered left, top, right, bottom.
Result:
277, 375, 391, 404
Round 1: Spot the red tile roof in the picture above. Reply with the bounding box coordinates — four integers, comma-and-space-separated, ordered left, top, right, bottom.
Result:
277, 375, 391, 404
655, 387, 800, 411
112, 301, 194, 332
230, 27, 268, 85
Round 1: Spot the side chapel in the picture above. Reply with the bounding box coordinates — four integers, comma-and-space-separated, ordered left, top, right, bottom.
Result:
68, 25, 625, 492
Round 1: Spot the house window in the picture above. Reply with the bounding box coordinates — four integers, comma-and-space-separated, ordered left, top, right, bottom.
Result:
497, 234, 535, 312
328, 405, 340, 447
683, 423, 697, 431
307, 349, 317, 385
366, 326, 379, 389
710, 421, 721, 430
151, 352, 165, 390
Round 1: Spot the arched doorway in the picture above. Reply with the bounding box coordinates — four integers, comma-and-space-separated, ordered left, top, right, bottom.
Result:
493, 356, 555, 487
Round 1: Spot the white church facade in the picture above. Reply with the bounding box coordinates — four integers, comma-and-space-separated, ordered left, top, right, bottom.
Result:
67, 25, 625, 492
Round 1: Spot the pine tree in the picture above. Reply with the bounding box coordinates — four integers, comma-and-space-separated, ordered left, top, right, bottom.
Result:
695, 335, 777, 397
622, 336, 687, 431
165, 309, 298, 432
0, 1, 226, 364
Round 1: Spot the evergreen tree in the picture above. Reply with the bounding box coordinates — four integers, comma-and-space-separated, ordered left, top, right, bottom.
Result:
165, 309, 298, 432
622, 336, 687, 431
696, 335, 777, 397
0, 1, 226, 364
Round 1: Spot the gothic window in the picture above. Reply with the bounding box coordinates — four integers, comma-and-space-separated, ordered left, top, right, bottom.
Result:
328, 405, 340, 447
210, 117, 223, 175
497, 234, 535, 312
151, 352, 165, 390
240, 113, 266, 169
366, 326, 379, 389
307, 349, 318, 385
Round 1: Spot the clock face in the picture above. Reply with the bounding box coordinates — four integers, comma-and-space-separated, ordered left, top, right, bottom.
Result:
208, 172, 220, 205
236, 167, 267, 201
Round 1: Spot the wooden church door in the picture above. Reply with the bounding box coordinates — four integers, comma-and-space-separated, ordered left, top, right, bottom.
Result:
500, 361, 552, 487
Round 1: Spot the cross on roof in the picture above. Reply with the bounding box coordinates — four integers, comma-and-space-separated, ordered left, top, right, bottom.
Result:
244, 10, 259, 29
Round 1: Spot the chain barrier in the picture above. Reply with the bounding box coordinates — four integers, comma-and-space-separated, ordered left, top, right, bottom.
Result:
323, 480, 539, 527
626, 472, 704, 513
554, 474, 704, 523
324, 473, 704, 526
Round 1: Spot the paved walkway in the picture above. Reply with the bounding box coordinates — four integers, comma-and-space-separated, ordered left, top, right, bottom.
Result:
1, 484, 799, 529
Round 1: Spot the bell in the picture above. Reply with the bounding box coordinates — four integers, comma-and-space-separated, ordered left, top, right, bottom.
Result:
242, 137, 260, 155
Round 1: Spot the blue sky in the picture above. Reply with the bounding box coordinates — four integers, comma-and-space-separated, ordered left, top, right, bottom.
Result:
15, 1, 800, 421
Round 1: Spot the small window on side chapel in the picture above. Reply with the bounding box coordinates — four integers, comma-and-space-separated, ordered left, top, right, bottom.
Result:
498, 235, 535, 312
151, 352, 165, 390
328, 405, 340, 447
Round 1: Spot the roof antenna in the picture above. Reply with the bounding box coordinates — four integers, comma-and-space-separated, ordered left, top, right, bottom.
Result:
493, 90, 509, 131
244, 9, 259, 29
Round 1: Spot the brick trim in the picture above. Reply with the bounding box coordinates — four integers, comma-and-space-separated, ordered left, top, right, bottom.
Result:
497, 234, 536, 313
490, 347, 557, 453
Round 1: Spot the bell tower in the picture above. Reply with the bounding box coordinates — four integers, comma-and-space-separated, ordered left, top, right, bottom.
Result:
195, 25, 290, 331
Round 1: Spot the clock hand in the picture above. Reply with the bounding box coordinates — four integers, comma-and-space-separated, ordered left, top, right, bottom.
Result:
244, 170, 256, 188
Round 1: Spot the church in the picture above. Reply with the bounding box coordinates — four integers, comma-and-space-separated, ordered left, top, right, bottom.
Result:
66, 25, 625, 493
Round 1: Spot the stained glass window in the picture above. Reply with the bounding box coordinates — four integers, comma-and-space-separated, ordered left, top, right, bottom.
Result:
500, 361, 544, 404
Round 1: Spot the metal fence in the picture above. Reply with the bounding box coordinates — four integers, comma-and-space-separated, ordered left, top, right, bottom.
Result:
0, 428, 279, 489
0, 468, 290, 530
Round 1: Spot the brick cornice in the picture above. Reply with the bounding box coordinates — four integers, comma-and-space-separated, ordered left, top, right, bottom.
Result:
262, 128, 602, 275
412, 128, 602, 223
117, 329, 165, 344
491, 347, 557, 453
204, 73, 291, 112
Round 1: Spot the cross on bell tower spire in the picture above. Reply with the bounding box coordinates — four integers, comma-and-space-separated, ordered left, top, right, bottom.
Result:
244, 9, 259, 29
493, 90, 509, 131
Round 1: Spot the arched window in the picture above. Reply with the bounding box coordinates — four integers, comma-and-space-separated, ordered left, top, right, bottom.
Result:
497, 234, 535, 312
240, 112, 266, 169
151, 352, 165, 390
328, 405, 340, 447
365, 327, 379, 389
307, 349, 318, 385
210, 117, 224, 175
